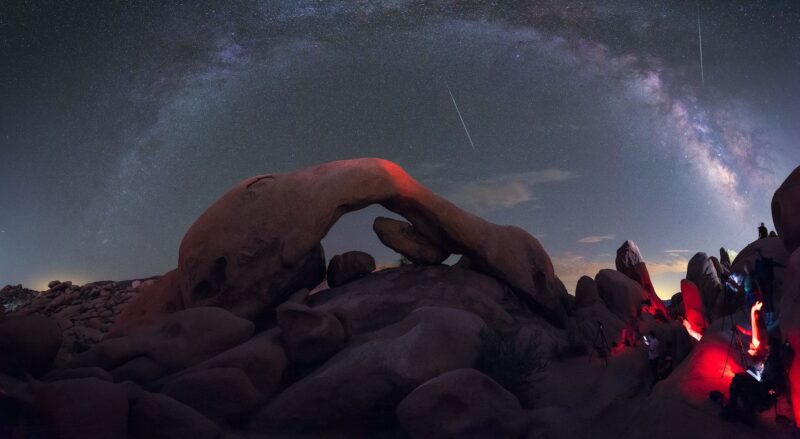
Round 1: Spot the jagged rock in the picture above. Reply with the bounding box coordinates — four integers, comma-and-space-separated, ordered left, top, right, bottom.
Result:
78, 307, 254, 384
119, 158, 565, 332
126, 384, 221, 439
686, 253, 723, 320
595, 269, 646, 323
615, 240, 669, 318
161, 367, 260, 421
251, 307, 486, 431
0, 315, 63, 377
33, 377, 128, 439
326, 251, 375, 287
373, 217, 449, 265
396, 368, 529, 439
276, 302, 346, 364
772, 165, 800, 253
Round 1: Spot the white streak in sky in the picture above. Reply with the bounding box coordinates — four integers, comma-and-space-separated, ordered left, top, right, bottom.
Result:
698, 5, 704, 85
446, 83, 476, 150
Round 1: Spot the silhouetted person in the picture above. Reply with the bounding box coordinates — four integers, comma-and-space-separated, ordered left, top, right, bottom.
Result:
754, 249, 785, 327
769, 230, 778, 238
758, 222, 768, 239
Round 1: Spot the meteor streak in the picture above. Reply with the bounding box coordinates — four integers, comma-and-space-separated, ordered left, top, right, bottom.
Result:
446, 83, 476, 150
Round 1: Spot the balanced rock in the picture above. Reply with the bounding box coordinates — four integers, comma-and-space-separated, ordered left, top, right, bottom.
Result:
119, 158, 565, 331
276, 302, 346, 364
397, 368, 529, 439
326, 251, 375, 287
772, 165, 800, 253
373, 217, 449, 265
252, 306, 486, 430
0, 315, 63, 377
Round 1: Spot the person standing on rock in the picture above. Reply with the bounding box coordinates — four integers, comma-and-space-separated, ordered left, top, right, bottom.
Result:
644, 331, 660, 383
758, 222, 768, 239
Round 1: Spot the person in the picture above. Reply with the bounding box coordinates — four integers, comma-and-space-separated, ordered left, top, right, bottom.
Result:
722, 338, 786, 425
644, 331, 660, 382
769, 230, 778, 238
754, 249, 785, 327
758, 222, 768, 239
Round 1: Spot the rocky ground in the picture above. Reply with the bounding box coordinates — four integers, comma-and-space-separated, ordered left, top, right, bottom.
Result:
1, 158, 799, 439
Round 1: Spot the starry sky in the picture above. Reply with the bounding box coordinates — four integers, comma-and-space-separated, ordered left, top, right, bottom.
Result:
1, 1, 799, 296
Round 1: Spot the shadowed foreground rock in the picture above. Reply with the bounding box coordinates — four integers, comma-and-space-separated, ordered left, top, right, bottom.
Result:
772, 165, 800, 253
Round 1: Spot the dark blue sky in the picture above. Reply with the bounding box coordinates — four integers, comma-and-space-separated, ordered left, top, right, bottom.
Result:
1, 1, 799, 295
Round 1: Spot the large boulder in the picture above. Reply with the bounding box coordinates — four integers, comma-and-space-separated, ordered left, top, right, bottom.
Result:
680, 279, 708, 337
77, 307, 254, 383
109, 269, 183, 337
32, 377, 128, 439
686, 252, 723, 320
251, 307, 486, 431
308, 265, 564, 355
0, 315, 63, 377
615, 240, 669, 318
772, 165, 800, 253
396, 368, 529, 439
182, 328, 286, 397
276, 302, 346, 364
595, 269, 646, 323
573, 276, 626, 349
126, 385, 221, 439
120, 158, 565, 330
326, 251, 375, 287
372, 217, 449, 265
160, 367, 260, 421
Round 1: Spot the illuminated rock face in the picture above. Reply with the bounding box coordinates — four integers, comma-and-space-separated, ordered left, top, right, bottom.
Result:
772, 165, 800, 254
112, 158, 564, 334
680, 279, 708, 337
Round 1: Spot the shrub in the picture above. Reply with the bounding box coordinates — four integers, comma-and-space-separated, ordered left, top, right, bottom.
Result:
476, 328, 546, 395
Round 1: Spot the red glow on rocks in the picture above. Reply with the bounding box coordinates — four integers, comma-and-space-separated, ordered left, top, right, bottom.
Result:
748, 301, 764, 357
682, 319, 703, 341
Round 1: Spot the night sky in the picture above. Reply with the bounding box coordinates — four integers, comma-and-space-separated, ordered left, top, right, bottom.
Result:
1, 1, 799, 296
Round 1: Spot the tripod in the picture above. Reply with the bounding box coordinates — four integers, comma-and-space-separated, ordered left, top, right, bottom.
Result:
720, 324, 750, 378
589, 321, 610, 367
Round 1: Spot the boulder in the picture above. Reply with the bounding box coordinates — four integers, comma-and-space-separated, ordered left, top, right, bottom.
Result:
109, 269, 183, 337
326, 251, 375, 287
686, 252, 723, 320
615, 240, 669, 318
372, 217, 449, 265
33, 377, 128, 439
78, 307, 254, 383
772, 165, 800, 253
575, 275, 600, 309
680, 279, 707, 338
396, 368, 529, 439
573, 276, 626, 349
251, 307, 486, 431
779, 248, 800, 426
595, 269, 646, 323
126, 385, 221, 439
0, 315, 63, 377
185, 328, 286, 397
161, 367, 260, 421
276, 302, 346, 364
122, 158, 565, 331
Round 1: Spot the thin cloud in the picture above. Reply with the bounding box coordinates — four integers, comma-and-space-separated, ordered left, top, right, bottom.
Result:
578, 234, 616, 244
664, 249, 692, 253
437, 169, 574, 214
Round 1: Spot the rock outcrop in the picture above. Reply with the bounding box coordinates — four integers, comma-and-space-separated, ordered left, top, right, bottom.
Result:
615, 240, 669, 318
595, 269, 646, 323
772, 165, 800, 253
113, 158, 566, 333
686, 252, 724, 320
